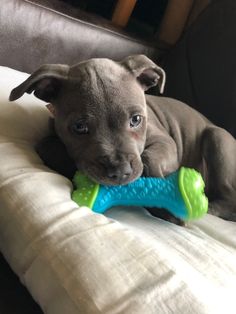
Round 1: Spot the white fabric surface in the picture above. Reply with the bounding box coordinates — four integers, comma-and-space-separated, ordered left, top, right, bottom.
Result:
0, 66, 236, 314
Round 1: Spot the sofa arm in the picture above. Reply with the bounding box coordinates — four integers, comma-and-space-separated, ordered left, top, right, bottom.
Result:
0, 0, 158, 73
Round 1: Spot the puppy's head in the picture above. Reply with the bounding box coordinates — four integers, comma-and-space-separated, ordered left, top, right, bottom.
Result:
9, 55, 165, 185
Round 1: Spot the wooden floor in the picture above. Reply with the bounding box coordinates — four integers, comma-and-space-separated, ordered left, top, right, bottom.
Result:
0, 254, 43, 314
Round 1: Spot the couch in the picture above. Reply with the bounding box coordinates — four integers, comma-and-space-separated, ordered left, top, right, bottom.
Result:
0, 0, 236, 313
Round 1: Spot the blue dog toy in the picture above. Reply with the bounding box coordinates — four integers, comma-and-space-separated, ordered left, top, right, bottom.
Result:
72, 167, 208, 220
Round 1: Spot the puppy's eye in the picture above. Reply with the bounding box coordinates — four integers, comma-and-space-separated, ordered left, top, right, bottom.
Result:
130, 114, 142, 128
71, 120, 89, 135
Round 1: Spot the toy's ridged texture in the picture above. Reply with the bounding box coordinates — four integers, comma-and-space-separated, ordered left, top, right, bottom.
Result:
72, 172, 99, 209
72, 167, 208, 221
93, 172, 189, 218
178, 168, 208, 219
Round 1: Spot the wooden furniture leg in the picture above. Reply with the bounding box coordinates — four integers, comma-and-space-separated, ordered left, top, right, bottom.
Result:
112, 0, 137, 27
157, 0, 195, 46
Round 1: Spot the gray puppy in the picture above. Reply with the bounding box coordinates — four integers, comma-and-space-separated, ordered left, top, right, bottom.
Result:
9, 55, 236, 221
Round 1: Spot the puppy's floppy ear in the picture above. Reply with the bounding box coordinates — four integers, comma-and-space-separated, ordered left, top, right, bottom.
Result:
121, 54, 166, 93
9, 64, 69, 102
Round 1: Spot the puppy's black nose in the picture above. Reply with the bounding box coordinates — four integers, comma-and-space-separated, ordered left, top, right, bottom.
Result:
107, 162, 133, 182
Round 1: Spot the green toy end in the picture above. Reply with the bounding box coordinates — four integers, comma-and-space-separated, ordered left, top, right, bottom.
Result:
178, 167, 208, 219
72, 171, 99, 209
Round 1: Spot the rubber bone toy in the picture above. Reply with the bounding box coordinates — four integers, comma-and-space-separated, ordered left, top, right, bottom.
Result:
72, 167, 208, 220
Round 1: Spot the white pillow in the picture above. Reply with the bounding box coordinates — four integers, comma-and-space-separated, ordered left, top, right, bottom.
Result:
0, 66, 236, 314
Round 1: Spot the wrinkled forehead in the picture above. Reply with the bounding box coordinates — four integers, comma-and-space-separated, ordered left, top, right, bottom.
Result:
63, 58, 145, 109
69, 58, 125, 84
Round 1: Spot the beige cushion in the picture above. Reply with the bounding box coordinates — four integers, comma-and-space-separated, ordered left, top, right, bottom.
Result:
0, 66, 236, 314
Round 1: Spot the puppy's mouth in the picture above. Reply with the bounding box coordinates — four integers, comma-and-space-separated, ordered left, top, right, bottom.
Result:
87, 170, 142, 186
77, 160, 143, 186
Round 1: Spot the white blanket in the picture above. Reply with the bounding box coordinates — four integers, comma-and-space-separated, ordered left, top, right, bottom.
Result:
0, 66, 236, 314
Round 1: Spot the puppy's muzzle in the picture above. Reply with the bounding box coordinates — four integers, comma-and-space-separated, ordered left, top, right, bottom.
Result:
106, 162, 133, 181
98, 155, 134, 184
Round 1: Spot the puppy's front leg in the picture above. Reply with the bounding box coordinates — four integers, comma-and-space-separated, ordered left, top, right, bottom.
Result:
141, 136, 179, 178
141, 137, 184, 225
